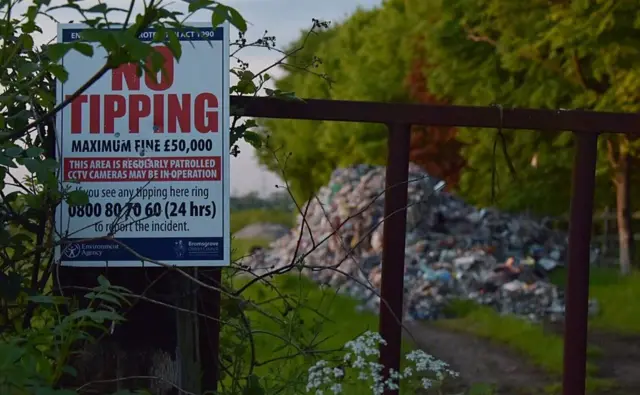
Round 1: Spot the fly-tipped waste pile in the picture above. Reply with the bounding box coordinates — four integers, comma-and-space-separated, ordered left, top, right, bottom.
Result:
243, 164, 599, 321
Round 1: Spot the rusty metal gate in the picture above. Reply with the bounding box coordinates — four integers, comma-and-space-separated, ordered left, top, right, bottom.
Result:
232, 95, 638, 395
60, 95, 632, 395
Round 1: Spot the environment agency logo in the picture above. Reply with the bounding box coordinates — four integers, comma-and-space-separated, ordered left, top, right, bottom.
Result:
174, 240, 185, 258
63, 243, 81, 259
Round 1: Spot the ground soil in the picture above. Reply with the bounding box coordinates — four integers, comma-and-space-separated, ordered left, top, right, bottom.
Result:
589, 331, 640, 393
405, 320, 640, 394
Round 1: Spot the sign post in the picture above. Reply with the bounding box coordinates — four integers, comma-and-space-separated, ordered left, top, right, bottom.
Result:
54, 22, 230, 393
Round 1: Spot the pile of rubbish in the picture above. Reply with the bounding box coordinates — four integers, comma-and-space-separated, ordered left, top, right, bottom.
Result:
244, 164, 599, 322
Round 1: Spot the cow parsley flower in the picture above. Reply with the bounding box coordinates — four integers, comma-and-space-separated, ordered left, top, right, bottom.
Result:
306, 332, 458, 394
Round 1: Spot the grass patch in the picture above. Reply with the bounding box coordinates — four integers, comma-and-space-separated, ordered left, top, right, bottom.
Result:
230, 208, 295, 234
438, 300, 615, 394
227, 274, 415, 394
231, 274, 381, 392
549, 266, 640, 334
230, 208, 292, 260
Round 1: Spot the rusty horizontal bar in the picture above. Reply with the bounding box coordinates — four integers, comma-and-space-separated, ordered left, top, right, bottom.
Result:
231, 96, 640, 134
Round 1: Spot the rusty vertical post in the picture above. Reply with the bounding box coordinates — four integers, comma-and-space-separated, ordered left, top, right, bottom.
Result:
378, 123, 411, 394
563, 132, 598, 395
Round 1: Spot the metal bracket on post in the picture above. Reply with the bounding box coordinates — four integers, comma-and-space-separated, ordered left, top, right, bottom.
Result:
563, 131, 598, 395
378, 123, 412, 395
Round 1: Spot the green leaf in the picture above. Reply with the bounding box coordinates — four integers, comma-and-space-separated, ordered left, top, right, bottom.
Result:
88, 310, 125, 323
225, 6, 247, 32
67, 190, 90, 206
41, 158, 59, 170
244, 119, 258, 128
22, 21, 38, 34
37, 89, 55, 107
80, 28, 109, 43
24, 192, 44, 209
49, 64, 69, 83
62, 365, 78, 377
211, 8, 227, 28
4, 146, 23, 158
47, 43, 73, 62
188, 0, 214, 12
22, 158, 42, 174
21, 34, 34, 50
81, 29, 119, 53
24, 5, 38, 23
0, 343, 25, 368
11, 232, 34, 245
25, 146, 45, 158
149, 49, 166, 73
18, 62, 40, 76
85, 292, 121, 306
153, 26, 166, 43
123, 34, 153, 62
97, 275, 111, 287
72, 42, 94, 57
240, 70, 254, 80
234, 79, 257, 94
243, 374, 264, 395
3, 191, 19, 203
27, 295, 68, 304
86, 3, 108, 13
0, 227, 11, 245
243, 131, 263, 149
166, 31, 182, 61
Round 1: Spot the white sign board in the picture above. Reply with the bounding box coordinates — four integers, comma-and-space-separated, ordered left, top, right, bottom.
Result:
54, 23, 230, 267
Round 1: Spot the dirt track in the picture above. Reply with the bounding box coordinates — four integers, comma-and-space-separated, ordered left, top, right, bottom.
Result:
405, 321, 550, 394
405, 320, 640, 394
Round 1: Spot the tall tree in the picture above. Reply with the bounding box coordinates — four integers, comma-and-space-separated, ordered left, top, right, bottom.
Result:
258, 0, 640, 272
405, 41, 465, 190
256, 0, 466, 202
413, 0, 640, 272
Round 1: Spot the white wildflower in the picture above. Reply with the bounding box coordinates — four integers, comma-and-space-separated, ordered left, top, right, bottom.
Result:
353, 355, 366, 369
305, 331, 458, 394
402, 366, 413, 377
